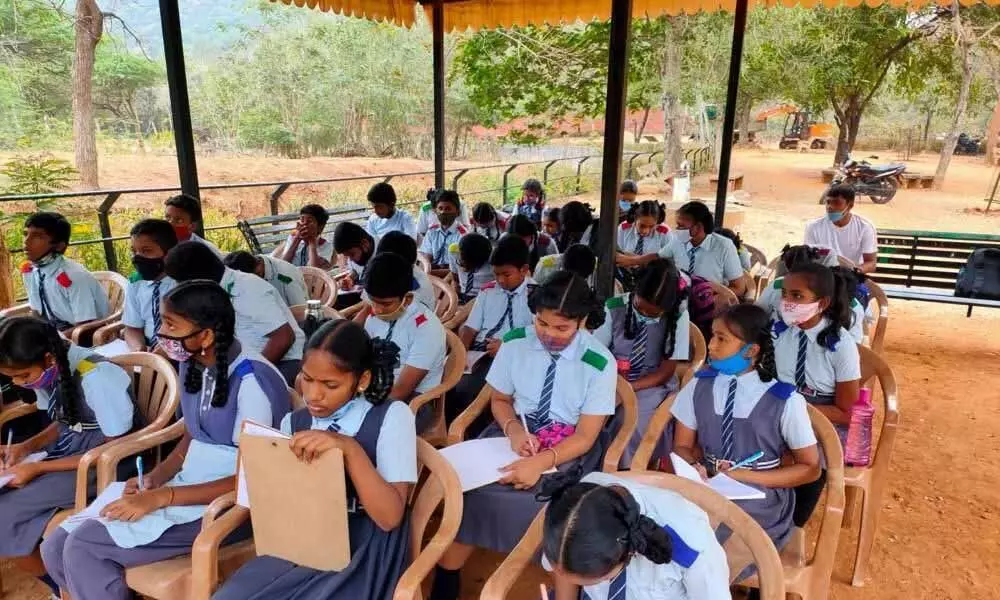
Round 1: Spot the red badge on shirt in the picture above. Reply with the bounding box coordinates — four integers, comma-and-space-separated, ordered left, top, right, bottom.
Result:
56, 272, 73, 288
19, 261, 33, 274
620, 222, 632, 230
457, 225, 468, 235
415, 314, 427, 327
481, 281, 497, 290
656, 224, 670, 234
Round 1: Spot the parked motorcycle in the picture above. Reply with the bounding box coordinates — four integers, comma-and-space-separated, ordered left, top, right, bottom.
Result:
819, 154, 906, 205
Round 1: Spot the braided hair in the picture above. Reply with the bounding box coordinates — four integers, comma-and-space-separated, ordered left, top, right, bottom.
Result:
787, 263, 853, 350
0, 316, 82, 425
560, 201, 599, 253
625, 200, 667, 225
306, 319, 398, 404
528, 271, 606, 330
625, 259, 686, 359
507, 214, 543, 272
716, 304, 777, 381
538, 471, 673, 577
162, 280, 237, 408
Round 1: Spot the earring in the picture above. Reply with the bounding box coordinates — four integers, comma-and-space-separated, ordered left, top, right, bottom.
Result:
200, 347, 206, 356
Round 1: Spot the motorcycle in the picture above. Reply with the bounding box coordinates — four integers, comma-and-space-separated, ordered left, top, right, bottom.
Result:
819, 154, 906, 205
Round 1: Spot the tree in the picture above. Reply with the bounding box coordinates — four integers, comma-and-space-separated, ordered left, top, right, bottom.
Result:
93, 44, 162, 152
72, 0, 102, 188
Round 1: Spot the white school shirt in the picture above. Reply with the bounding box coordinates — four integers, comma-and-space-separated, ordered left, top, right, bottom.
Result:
276, 234, 335, 267
122, 275, 177, 343
757, 279, 865, 345
220, 268, 306, 361
279, 397, 418, 484
593, 294, 692, 362
364, 300, 447, 396
259, 255, 309, 307
366, 209, 417, 240
416, 201, 470, 236
447, 243, 495, 301
419, 222, 468, 266
411, 265, 437, 310
486, 326, 616, 425
803, 214, 877, 266
658, 233, 744, 285
465, 279, 534, 344
187, 233, 225, 259
21, 255, 109, 326
543, 472, 732, 600
34, 344, 135, 437
617, 222, 672, 255
773, 318, 861, 395
469, 211, 509, 244
672, 369, 816, 451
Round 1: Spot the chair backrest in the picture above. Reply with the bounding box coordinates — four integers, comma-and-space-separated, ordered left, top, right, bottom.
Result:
745, 244, 768, 271
676, 322, 707, 387
110, 352, 180, 431
864, 280, 889, 354
416, 254, 432, 274
480, 471, 786, 600
289, 388, 305, 411
708, 281, 739, 317
857, 346, 899, 480
838, 255, 857, 268
94, 271, 130, 315
393, 439, 463, 600
442, 301, 474, 331
288, 304, 344, 323
299, 266, 338, 308
602, 376, 638, 473
430, 276, 458, 323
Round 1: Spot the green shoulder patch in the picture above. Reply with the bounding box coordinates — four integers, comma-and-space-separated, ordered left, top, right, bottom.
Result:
605, 296, 626, 310
128, 271, 142, 283
277, 274, 292, 284
449, 242, 460, 254
540, 255, 558, 268
225, 281, 236, 296
581, 349, 608, 372
772, 277, 784, 290
421, 201, 432, 212
851, 297, 860, 309
502, 327, 527, 343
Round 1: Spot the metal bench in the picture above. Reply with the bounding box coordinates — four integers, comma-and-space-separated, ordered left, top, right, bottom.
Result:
871, 229, 1000, 316
238, 205, 369, 255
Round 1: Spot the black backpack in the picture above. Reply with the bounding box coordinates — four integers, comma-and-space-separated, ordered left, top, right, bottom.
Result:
955, 248, 1000, 300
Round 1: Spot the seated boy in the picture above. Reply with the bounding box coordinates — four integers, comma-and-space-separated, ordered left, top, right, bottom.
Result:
377, 231, 436, 310
164, 241, 305, 385
448, 233, 495, 305
365, 182, 417, 239
363, 252, 447, 431
122, 219, 178, 352
418, 188, 470, 239
164, 194, 224, 258
224, 251, 309, 308
533, 243, 597, 286
273, 203, 333, 269
20, 212, 109, 332
332, 221, 377, 309
419, 189, 467, 273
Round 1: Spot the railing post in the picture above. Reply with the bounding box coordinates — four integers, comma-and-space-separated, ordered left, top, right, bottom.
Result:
648, 150, 662, 165
576, 156, 591, 193
97, 192, 122, 272
269, 183, 291, 216
451, 169, 469, 192
542, 160, 559, 186
383, 175, 395, 184
627, 153, 643, 180
502, 164, 518, 206
0, 233, 13, 309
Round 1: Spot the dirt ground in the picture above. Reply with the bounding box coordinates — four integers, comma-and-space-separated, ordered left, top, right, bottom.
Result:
2, 148, 999, 599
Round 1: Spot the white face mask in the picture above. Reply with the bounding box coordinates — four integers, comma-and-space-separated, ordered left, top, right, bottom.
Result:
780, 300, 822, 326
673, 228, 692, 244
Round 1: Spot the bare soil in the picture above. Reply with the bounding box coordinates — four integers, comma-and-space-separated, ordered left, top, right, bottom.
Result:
3, 147, 999, 600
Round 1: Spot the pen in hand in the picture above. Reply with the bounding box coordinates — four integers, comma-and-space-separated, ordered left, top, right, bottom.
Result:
3, 430, 12, 470
519, 413, 536, 455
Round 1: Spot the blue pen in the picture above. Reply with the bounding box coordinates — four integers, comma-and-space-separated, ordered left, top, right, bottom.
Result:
730, 451, 764, 471
136, 456, 145, 491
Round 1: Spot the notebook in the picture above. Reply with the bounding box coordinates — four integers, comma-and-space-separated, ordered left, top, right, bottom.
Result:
439, 437, 556, 492
670, 453, 766, 501
0, 452, 49, 489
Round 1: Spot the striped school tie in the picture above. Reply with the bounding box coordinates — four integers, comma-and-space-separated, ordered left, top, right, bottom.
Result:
463, 271, 475, 301
721, 378, 737, 461
434, 233, 448, 266
327, 419, 342, 433
385, 319, 398, 343
36, 270, 54, 322
795, 330, 808, 388
531, 353, 559, 429
687, 245, 699, 274
151, 280, 162, 345
607, 566, 627, 600
634, 235, 644, 255
298, 243, 308, 266
627, 322, 648, 382
472, 292, 515, 351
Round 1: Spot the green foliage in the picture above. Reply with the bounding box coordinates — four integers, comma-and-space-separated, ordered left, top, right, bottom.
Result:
1, 154, 77, 194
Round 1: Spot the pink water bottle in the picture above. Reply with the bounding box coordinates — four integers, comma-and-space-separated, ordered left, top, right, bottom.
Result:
845, 388, 875, 466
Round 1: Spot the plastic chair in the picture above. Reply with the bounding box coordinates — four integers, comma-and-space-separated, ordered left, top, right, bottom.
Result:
447, 376, 638, 475
739, 404, 846, 600
430, 276, 458, 324
864, 280, 889, 354
288, 304, 344, 323
744, 243, 768, 300
409, 330, 467, 447
480, 471, 786, 600
442, 301, 474, 331
114, 439, 462, 600
417, 254, 432, 274
675, 322, 707, 388
842, 346, 899, 586
707, 281, 739, 317
299, 266, 338, 308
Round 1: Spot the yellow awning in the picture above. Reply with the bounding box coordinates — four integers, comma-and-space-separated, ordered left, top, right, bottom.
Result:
269, 0, 417, 27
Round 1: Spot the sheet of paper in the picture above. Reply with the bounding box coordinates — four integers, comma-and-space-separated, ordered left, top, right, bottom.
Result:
0, 451, 49, 489
237, 420, 291, 508
464, 350, 486, 374
62, 481, 127, 526
669, 453, 765, 501
93, 339, 131, 358
439, 437, 555, 492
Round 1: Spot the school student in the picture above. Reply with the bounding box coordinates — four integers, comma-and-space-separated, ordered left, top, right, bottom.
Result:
542, 207, 562, 250
273, 204, 334, 270
164, 194, 224, 258
506, 213, 558, 273
19, 212, 110, 331
534, 244, 597, 286
672, 304, 820, 551
429, 272, 617, 600
377, 230, 436, 310
419, 190, 468, 271
558, 201, 600, 252
122, 219, 178, 352
447, 233, 495, 304
469, 202, 509, 245
717, 227, 752, 271
616, 201, 673, 288
41, 281, 290, 600
165, 242, 306, 385
617, 179, 639, 223
540, 471, 731, 600
363, 253, 447, 424
212, 319, 416, 599
657, 201, 747, 298
0, 317, 135, 595
447, 237, 534, 425
224, 251, 309, 308
594, 259, 690, 465
365, 182, 417, 240
805, 184, 878, 273
417, 188, 470, 238
332, 221, 377, 295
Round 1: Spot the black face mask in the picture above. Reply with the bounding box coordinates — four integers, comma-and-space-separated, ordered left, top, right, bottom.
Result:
131, 254, 165, 281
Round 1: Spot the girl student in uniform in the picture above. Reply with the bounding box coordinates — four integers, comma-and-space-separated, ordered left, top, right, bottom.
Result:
540, 471, 731, 600
41, 280, 290, 600
0, 316, 135, 595
429, 271, 618, 600
594, 258, 690, 466
213, 319, 417, 600
772, 262, 861, 527
615, 200, 673, 291
671, 304, 820, 552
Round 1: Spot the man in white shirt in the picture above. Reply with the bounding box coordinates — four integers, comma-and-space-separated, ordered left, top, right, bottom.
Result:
657, 201, 746, 297
805, 184, 878, 273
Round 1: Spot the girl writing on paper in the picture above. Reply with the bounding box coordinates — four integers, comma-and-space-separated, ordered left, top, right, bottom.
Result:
41, 280, 290, 600
214, 319, 417, 599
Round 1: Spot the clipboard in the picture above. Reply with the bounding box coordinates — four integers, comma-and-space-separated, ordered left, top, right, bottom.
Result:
239, 431, 352, 571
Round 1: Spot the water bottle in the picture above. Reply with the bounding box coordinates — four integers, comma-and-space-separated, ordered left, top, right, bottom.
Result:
301, 300, 325, 339
845, 387, 875, 467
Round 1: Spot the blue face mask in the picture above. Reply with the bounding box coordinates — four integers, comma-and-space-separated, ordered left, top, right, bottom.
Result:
619, 199, 633, 212
633, 306, 660, 326
709, 344, 754, 376
827, 211, 845, 222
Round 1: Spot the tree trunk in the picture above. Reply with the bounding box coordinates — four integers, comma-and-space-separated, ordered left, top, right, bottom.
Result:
986, 96, 1000, 166
635, 107, 651, 142
833, 95, 862, 166
661, 16, 684, 173
934, 12, 974, 190
735, 94, 753, 147
72, 0, 102, 189
922, 102, 935, 149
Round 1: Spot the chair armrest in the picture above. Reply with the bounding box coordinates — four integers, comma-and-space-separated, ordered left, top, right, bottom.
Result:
446, 386, 493, 446
480, 510, 546, 600
69, 311, 123, 345
96, 420, 186, 486
0, 401, 37, 429
75, 440, 115, 510
0, 303, 32, 318
630, 392, 676, 470
202, 492, 238, 528
93, 321, 127, 346
190, 498, 251, 600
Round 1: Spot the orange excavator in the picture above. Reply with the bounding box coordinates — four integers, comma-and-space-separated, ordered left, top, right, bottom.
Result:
743, 104, 835, 150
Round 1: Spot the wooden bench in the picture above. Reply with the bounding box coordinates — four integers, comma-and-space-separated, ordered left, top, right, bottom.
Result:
871, 229, 1000, 316
710, 171, 744, 191
901, 173, 935, 189
238, 204, 368, 255
821, 168, 838, 183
